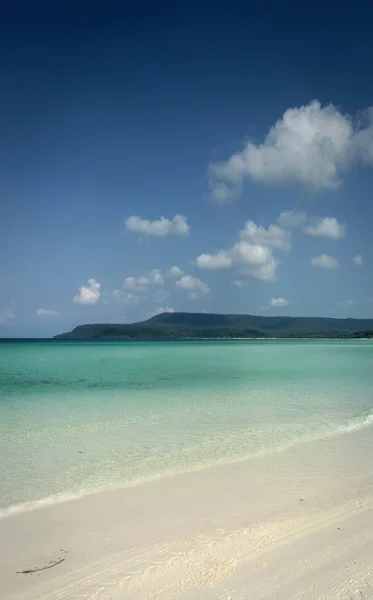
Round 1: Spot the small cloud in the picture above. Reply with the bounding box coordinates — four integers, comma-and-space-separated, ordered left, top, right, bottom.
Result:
187, 292, 197, 300
196, 251, 233, 269
153, 306, 175, 316
354, 254, 363, 266
304, 217, 345, 239
36, 309, 60, 316
125, 215, 189, 237
167, 266, 184, 278
276, 210, 307, 229
311, 254, 340, 270
176, 274, 210, 294
239, 220, 291, 251
73, 279, 101, 305
197, 242, 278, 282
268, 297, 289, 308
123, 269, 164, 291
195, 218, 289, 283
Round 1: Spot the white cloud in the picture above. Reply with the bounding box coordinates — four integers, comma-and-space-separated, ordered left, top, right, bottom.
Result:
176, 275, 210, 294
239, 220, 291, 251
36, 309, 60, 316
123, 269, 164, 290
167, 265, 184, 278
311, 254, 340, 270
233, 241, 278, 281
198, 242, 279, 282
268, 297, 289, 308
123, 277, 147, 291
196, 219, 290, 282
125, 214, 190, 237
354, 254, 363, 266
209, 100, 373, 200
153, 306, 175, 315
276, 209, 307, 229
73, 279, 101, 305
304, 217, 345, 239
196, 251, 233, 269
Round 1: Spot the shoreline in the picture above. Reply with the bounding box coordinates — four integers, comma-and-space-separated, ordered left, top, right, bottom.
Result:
2, 402, 373, 521
52, 337, 373, 341
2, 425, 373, 600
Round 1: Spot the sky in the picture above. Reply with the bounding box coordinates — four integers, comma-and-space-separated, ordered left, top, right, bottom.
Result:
1, 1, 373, 337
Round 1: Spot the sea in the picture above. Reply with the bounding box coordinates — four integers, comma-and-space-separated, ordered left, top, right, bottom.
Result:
1, 339, 373, 518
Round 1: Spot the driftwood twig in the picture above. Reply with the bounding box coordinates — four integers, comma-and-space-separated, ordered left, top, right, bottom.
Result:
16, 557, 65, 574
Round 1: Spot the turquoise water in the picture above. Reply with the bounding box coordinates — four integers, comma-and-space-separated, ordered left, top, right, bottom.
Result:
1, 340, 373, 517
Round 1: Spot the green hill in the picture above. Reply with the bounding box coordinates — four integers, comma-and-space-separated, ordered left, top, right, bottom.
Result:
54, 312, 373, 340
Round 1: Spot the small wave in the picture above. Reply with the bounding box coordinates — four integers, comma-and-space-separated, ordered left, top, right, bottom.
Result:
0, 490, 84, 520
1, 409, 373, 521
331, 408, 373, 435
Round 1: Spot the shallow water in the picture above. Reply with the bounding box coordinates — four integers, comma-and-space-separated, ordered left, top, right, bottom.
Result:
1, 339, 372, 517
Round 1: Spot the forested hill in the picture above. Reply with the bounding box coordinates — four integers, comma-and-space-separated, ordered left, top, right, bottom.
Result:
54, 312, 373, 340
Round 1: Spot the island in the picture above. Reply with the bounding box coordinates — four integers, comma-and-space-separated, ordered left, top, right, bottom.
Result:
54, 312, 373, 340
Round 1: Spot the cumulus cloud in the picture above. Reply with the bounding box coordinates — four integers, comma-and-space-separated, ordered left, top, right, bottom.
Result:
196, 219, 289, 282
239, 220, 291, 251
209, 100, 373, 200
123, 267, 185, 297
197, 243, 278, 282
73, 279, 101, 305
153, 306, 175, 315
233, 242, 279, 281
354, 254, 363, 266
123, 269, 164, 290
304, 217, 345, 239
268, 297, 289, 308
36, 309, 60, 316
167, 265, 184, 278
311, 254, 340, 269
196, 251, 233, 269
276, 209, 307, 229
176, 275, 210, 294
125, 214, 190, 237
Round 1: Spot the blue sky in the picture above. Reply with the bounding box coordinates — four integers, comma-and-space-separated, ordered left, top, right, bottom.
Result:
1, 2, 373, 337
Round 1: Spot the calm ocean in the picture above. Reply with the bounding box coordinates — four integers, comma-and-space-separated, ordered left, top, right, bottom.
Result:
1, 339, 372, 517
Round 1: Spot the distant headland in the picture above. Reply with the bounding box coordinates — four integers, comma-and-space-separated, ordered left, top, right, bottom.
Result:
54, 312, 373, 340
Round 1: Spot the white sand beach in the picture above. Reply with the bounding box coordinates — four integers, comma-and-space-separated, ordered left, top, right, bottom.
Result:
2, 425, 373, 600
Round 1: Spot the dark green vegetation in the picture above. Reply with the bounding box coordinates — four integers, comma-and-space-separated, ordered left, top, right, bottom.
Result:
54, 313, 373, 340
338, 330, 373, 339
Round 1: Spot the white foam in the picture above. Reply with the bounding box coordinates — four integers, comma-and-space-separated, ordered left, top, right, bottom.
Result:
0, 490, 84, 520
332, 409, 373, 435
2, 410, 373, 521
